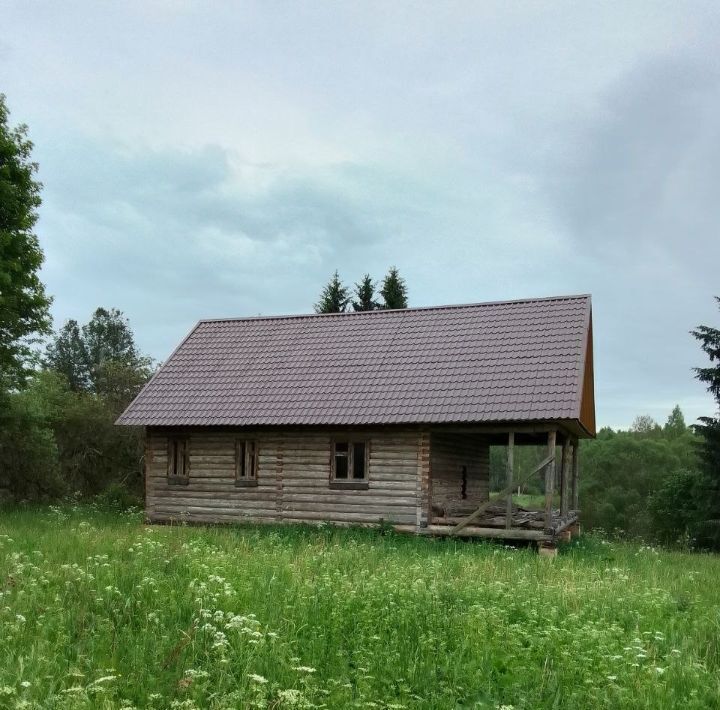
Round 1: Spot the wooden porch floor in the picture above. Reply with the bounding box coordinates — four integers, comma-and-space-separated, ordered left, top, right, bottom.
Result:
394, 506, 579, 543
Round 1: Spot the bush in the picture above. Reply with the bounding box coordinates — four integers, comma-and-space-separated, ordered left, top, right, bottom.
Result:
579, 424, 699, 540
0, 388, 64, 500
649, 469, 702, 545
0, 372, 144, 501
93, 482, 142, 512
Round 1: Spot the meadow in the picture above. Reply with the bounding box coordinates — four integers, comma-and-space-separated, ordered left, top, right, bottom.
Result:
1, 507, 719, 709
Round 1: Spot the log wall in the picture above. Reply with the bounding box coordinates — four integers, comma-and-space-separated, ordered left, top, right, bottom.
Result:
145, 427, 421, 526
430, 432, 489, 517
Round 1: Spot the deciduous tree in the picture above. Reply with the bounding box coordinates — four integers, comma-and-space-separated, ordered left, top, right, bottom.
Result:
0, 94, 51, 387
45, 307, 153, 401
664, 405, 687, 438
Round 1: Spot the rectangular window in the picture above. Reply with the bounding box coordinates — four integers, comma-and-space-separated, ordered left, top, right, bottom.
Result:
331, 440, 368, 489
167, 437, 189, 485
235, 439, 258, 486
352, 442, 366, 479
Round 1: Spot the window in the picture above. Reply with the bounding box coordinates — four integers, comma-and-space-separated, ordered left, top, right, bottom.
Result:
167, 437, 189, 485
235, 440, 258, 486
331, 440, 368, 489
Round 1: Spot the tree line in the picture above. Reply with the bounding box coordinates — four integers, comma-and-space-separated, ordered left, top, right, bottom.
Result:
315, 268, 408, 313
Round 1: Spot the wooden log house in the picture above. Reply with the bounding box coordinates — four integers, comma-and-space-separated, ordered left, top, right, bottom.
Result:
117, 295, 595, 546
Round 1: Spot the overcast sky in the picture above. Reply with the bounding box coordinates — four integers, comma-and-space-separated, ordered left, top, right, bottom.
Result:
2, 1, 719, 428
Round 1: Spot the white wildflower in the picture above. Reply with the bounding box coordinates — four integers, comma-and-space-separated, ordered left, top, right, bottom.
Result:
89, 675, 117, 686
292, 666, 316, 673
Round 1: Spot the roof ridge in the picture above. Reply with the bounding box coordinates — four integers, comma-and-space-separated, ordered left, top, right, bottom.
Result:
197, 293, 592, 325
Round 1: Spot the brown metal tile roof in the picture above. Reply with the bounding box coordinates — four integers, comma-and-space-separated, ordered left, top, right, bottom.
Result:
117, 295, 592, 428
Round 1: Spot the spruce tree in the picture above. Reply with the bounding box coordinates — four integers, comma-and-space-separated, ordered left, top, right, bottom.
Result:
379, 266, 408, 310
352, 274, 379, 312
691, 297, 720, 548
314, 271, 350, 314
693, 297, 720, 402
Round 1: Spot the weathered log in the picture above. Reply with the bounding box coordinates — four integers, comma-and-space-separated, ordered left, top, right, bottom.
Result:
544, 431, 557, 531
506, 432, 514, 529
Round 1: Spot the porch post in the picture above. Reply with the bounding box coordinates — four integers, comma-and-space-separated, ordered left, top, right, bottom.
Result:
560, 439, 571, 517
544, 430, 557, 531
505, 431, 514, 529
571, 437, 579, 511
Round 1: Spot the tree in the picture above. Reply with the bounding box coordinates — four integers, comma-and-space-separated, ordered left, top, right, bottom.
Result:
0, 370, 146, 500
664, 405, 687, 438
692, 297, 720, 403
45, 307, 153, 400
580, 427, 695, 536
0, 94, 51, 388
0, 375, 63, 500
379, 266, 408, 309
352, 274, 379, 312
690, 298, 720, 548
81, 307, 149, 394
314, 271, 350, 314
44, 319, 89, 391
630, 415, 661, 436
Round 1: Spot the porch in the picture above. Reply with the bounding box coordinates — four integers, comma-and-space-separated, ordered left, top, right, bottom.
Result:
401, 426, 581, 547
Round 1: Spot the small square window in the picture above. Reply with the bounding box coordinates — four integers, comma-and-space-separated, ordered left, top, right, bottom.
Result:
167, 437, 189, 485
236, 439, 258, 486
331, 440, 368, 489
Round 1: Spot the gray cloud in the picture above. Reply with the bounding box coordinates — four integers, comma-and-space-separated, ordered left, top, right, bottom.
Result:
549, 57, 720, 256
36, 136, 446, 358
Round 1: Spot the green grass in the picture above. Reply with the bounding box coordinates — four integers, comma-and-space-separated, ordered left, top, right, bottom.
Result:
1, 507, 719, 709
498, 493, 549, 509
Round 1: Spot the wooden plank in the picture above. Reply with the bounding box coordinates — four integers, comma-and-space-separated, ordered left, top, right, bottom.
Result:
506, 432, 514, 529
419, 430, 431, 529
544, 430, 557, 531
275, 438, 283, 521
277, 510, 418, 525
571, 438, 579, 511
149, 486, 276, 499
552, 511, 579, 535
560, 441, 571, 516
155, 498, 280, 511
282, 480, 415, 492
280, 493, 418, 507
280, 501, 415, 516
395, 524, 550, 541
